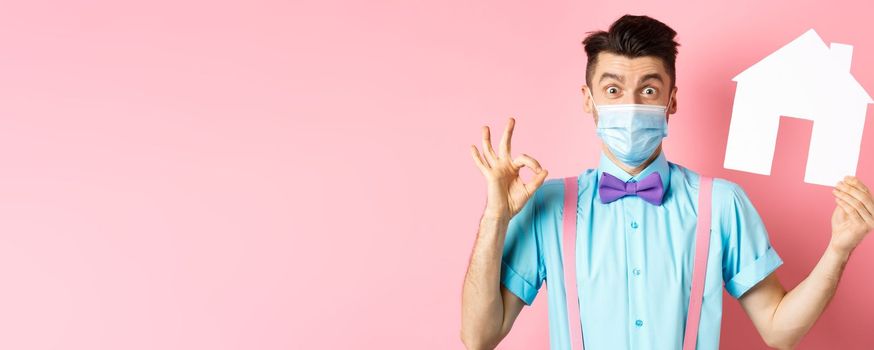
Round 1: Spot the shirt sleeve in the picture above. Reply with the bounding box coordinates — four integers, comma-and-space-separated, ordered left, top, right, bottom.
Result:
716, 178, 784, 299
499, 180, 551, 306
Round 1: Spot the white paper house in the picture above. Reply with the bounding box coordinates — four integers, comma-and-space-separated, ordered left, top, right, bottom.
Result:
724, 28, 872, 186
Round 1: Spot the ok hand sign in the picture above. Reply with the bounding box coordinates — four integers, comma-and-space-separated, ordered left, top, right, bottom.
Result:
470, 117, 549, 219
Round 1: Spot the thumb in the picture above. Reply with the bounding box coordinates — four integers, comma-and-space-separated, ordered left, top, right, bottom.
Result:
528, 168, 549, 192
513, 153, 547, 191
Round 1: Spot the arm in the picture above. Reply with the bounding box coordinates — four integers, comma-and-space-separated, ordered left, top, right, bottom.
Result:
461, 117, 548, 349
460, 213, 528, 349
738, 176, 873, 349
737, 247, 848, 349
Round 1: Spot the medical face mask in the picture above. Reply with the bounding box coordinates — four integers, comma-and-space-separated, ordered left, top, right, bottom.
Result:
589, 90, 672, 167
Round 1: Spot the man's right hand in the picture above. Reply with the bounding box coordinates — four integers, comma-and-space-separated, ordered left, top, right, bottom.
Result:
470, 117, 549, 219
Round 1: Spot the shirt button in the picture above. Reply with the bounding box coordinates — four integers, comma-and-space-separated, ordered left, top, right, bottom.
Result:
630, 221, 639, 229
633, 268, 641, 276
635, 319, 644, 327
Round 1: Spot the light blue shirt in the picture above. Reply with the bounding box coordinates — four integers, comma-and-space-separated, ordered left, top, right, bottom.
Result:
500, 148, 783, 349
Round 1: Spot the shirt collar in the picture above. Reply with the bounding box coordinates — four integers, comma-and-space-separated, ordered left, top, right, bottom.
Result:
597, 147, 671, 194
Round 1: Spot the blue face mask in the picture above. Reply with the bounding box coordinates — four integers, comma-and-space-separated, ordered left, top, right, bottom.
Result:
589, 90, 672, 167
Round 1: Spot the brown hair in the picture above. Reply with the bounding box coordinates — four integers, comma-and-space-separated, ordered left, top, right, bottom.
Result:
582, 14, 680, 89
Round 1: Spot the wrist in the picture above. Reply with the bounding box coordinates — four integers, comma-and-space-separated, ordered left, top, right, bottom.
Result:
483, 200, 511, 219
826, 240, 853, 262
482, 209, 511, 222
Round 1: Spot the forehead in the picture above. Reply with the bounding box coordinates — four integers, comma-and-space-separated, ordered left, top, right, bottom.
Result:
592, 51, 669, 85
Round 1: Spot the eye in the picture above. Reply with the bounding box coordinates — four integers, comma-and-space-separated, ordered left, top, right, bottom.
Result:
606, 86, 619, 94
643, 87, 656, 95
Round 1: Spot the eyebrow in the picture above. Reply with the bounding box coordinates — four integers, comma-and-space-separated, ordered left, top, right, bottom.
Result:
598, 72, 665, 85
599, 72, 624, 84
639, 73, 664, 85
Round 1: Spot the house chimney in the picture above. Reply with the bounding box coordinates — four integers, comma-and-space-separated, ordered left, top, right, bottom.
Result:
830, 43, 853, 72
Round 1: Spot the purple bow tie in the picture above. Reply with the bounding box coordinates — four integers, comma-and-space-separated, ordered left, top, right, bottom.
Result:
598, 171, 665, 205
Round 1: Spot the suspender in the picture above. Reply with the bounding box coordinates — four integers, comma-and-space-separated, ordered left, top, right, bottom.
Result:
559, 175, 713, 350
683, 175, 713, 350
561, 176, 584, 350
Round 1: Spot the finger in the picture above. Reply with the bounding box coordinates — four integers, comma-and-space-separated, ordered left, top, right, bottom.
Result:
836, 197, 864, 223
527, 167, 549, 192
835, 196, 855, 218
836, 180, 872, 209
512, 153, 544, 173
844, 175, 870, 194
833, 188, 874, 224
470, 145, 489, 172
481, 126, 498, 165
512, 153, 548, 193
835, 181, 874, 220
499, 117, 515, 158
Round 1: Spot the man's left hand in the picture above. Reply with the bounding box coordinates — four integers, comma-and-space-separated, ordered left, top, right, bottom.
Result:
831, 175, 874, 254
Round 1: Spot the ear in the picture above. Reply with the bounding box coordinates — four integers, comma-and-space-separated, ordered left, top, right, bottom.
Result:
668, 85, 678, 115
582, 85, 593, 114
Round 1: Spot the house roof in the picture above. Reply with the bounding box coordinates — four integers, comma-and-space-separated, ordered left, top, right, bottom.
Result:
732, 28, 873, 103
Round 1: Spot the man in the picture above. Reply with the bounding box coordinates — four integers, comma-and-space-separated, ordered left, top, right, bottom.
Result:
460, 14, 874, 350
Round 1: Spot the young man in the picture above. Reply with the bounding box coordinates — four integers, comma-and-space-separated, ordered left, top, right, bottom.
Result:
461, 14, 874, 350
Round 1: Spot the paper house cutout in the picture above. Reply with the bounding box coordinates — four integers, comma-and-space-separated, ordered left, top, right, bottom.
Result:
724, 28, 872, 186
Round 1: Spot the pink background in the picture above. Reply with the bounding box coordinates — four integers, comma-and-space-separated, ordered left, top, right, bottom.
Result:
0, 1, 872, 349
